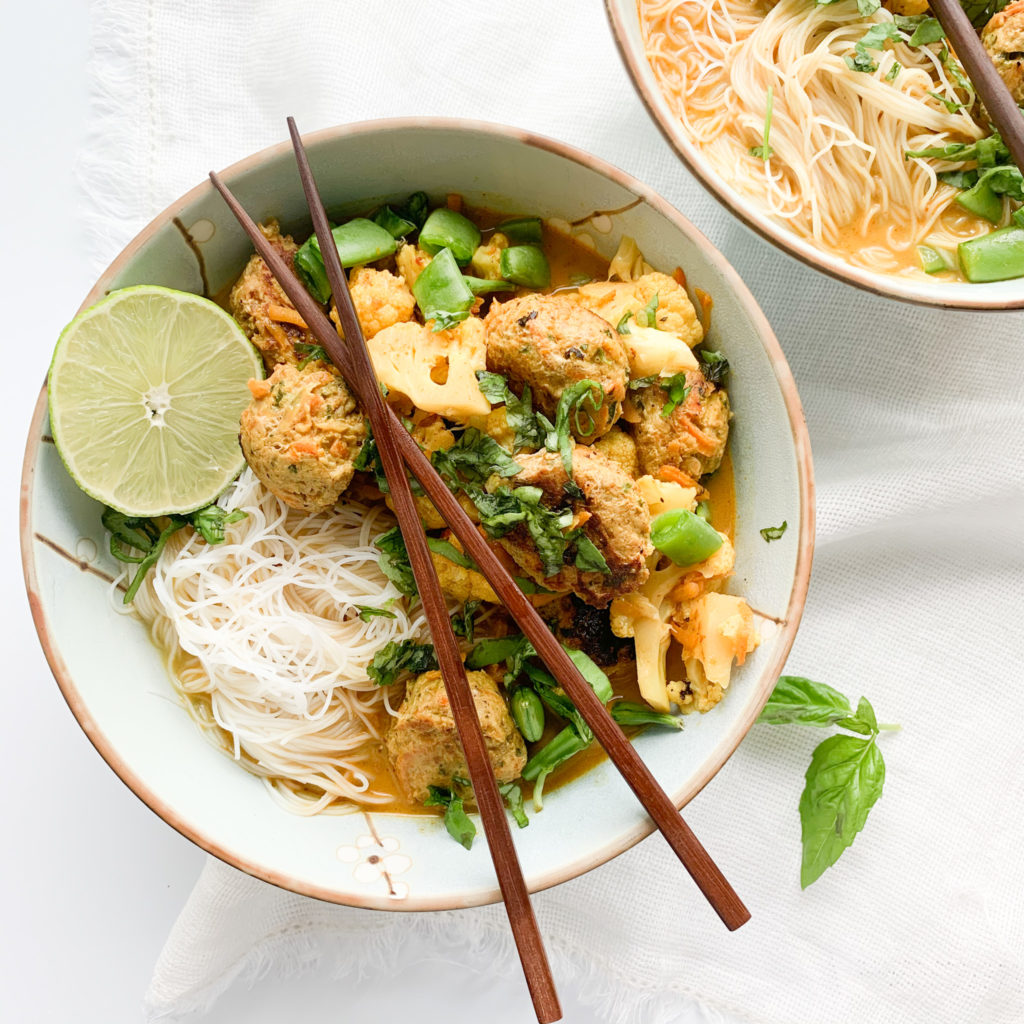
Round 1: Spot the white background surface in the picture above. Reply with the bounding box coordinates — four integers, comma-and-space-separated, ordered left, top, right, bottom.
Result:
1, 6, 648, 1022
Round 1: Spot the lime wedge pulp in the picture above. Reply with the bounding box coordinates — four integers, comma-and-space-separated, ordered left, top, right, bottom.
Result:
48, 285, 263, 517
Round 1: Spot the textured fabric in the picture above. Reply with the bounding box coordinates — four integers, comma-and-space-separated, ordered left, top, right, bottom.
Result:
81, 2, 1024, 1022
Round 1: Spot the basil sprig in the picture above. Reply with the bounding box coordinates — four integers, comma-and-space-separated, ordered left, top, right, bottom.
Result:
758, 676, 899, 888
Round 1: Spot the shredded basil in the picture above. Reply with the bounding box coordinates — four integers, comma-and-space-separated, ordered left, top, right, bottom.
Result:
367, 639, 438, 687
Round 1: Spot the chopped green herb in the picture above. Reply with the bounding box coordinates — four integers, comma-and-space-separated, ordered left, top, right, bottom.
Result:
959, 0, 1009, 27
660, 372, 692, 418
908, 17, 944, 45
636, 293, 660, 328
374, 526, 416, 596
760, 520, 788, 542
698, 349, 730, 386
398, 191, 430, 230
425, 536, 476, 570
885, 61, 901, 81
628, 374, 659, 391
356, 605, 397, 622
845, 22, 902, 74
928, 91, 963, 113
294, 342, 329, 369
749, 85, 774, 159
451, 600, 481, 642
367, 639, 437, 687
615, 310, 634, 335
571, 531, 612, 575
475, 371, 547, 451
548, 380, 605, 476
498, 782, 529, 828
431, 427, 521, 486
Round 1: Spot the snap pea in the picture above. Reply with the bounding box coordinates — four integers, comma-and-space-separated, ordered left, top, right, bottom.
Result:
510, 686, 545, 743
294, 218, 399, 303
694, 500, 712, 523
411, 247, 475, 329
917, 245, 955, 275
497, 217, 544, 244
1013, 208, 1024, 228
419, 208, 481, 265
650, 508, 723, 566
500, 245, 551, 289
462, 275, 516, 296
371, 205, 417, 238
956, 179, 1004, 224
610, 702, 684, 730
958, 226, 1024, 283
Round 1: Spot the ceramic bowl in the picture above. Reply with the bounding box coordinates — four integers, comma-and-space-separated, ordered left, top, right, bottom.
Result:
21, 118, 813, 910
606, 0, 1024, 311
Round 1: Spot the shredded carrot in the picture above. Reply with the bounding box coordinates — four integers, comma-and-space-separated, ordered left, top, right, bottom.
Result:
267, 303, 308, 329
672, 266, 688, 288
248, 378, 271, 399
695, 288, 713, 334
681, 418, 719, 454
446, 193, 463, 213
289, 441, 320, 457
657, 465, 697, 488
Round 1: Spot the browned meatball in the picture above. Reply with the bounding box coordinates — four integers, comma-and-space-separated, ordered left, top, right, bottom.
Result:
984, 1, 1024, 104
632, 373, 730, 479
385, 670, 526, 803
240, 362, 364, 513
484, 294, 629, 441
498, 447, 652, 608
229, 221, 320, 371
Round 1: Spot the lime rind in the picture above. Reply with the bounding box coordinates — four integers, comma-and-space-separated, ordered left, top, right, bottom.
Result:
48, 285, 264, 518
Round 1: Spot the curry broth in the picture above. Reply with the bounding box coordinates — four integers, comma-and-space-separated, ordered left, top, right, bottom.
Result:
169, 205, 736, 818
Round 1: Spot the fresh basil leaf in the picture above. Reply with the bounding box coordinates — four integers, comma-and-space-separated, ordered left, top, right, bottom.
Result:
660, 372, 692, 419
856, 0, 881, 13
839, 695, 880, 736
928, 91, 963, 113
564, 646, 614, 703
628, 374, 659, 391
424, 786, 476, 850
908, 16, 944, 45
367, 639, 437, 687
549, 380, 605, 476
451, 600, 481, 641
466, 633, 537, 685
356, 605, 397, 622
959, 0, 1008, 29
430, 427, 520, 485
294, 342, 330, 369
615, 310, 634, 334
760, 521, 788, 542
799, 733, 885, 888
698, 349, 730, 386
189, 505, 246, 545
572, 532, 612, 575
398, 191, 430, 230
374, 526, 417, 597
475, 371, 547, 451
757, 675, 853, 727
425, 536, 475, 570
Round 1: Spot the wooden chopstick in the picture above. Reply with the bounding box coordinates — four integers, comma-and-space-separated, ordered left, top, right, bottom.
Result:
209, 138, 748, 932
929, 0, 1024, 174
281, 119, 561, 1023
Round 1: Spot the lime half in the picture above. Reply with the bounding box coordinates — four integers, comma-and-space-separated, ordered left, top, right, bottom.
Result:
48, 285, 263, 517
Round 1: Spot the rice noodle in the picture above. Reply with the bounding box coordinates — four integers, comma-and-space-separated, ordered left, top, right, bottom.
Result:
640, 0, 1007, 275
126, 469, 428, 814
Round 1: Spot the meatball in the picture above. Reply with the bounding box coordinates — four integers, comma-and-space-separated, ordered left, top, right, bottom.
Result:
632, 372, 730, 480
593, 427, 639, 478
240, 362, 364, 513
484, 295, 629, 442
385, 670, 527, 803
348, 266, 416, 339
498, 446, 652, 607
229, 221, 319, 371
983, 0, 1024, 104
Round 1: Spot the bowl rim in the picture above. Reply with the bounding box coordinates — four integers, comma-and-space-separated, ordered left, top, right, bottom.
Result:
21, 115, 815, 911
604, 0, 1024, 312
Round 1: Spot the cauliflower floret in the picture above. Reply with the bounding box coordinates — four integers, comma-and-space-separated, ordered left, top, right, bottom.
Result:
577, 271, 703, 350
594, 427, 639, 478
367, 318, 490, 422
471, 232, 509, 280
396, 243, 432, 290
349, 267, 415, 339
607, 235, 655, 282
668, 593, 759, 713
635, 475, 698, 517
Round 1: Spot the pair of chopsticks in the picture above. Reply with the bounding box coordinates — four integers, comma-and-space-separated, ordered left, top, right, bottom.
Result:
929, 0, 1024, 173
210, 117, 749, 1024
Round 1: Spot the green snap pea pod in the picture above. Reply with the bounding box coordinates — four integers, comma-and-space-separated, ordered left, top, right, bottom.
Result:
694, 500, 713, 523
465, 634, 531, 669
461, 275, 516, 295
956, 179, 1004, 224
650, 508, 723, 566
419, 208, 482, 265
411, 247, 475, 329
497, 217, 544, 244
1013, 208, 1024, 228
294, 218, 399, 303
424, 786, 476, 850
510, 686, 545, 743
500, 245, 551, 288
958, 227, 1024, 282
521, 725, 590, 782
610, 701, 684, 730
917, 245, 955, 274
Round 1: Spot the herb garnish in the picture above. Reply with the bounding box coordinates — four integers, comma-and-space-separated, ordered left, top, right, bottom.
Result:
698, 349, 730, 385
659, 373, 692, 419
845, 22, 902, 73
499, 782, 529, 828
374, 526, 417, 596
758, 676, 899, 887
431, 426, 521, 486
636, 293, 660, 328
294, 342, 329, 368
749, 85, 774, 159
356, 605, 397, 622
548, 380, 604, 476
928, 90, 963, 113
451, 600, 481, 642
367, 639, 438, 687
615, 310, 634, 335
103, 504, 246, 604
760, 520, 788, 542
476, 371, 547, 451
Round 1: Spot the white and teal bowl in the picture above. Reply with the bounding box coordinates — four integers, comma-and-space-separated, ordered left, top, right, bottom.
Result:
21, 119, 814, 910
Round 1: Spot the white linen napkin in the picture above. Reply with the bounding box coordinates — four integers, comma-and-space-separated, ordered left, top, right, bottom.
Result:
81, 2, 1024, 1021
